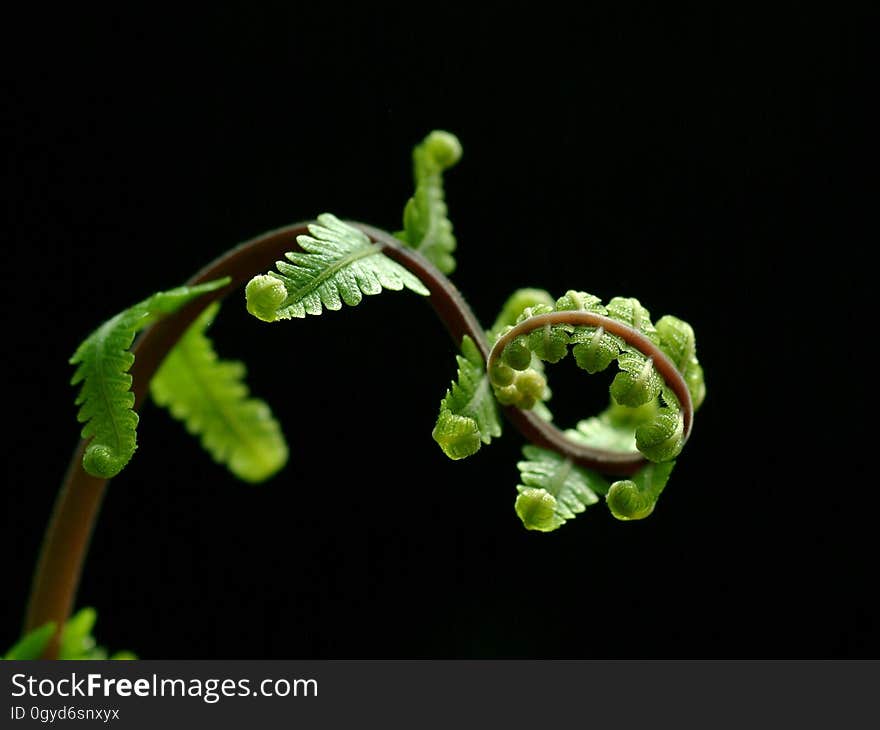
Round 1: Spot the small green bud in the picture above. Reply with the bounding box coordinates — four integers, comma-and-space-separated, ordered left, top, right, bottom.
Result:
424, 130, 462, 169
83, 443, 128, 479
606, 480, 655, 521
516, 370, 546, 399
246, 275, 288, 322
515, 488, 560, 531
502, 337, 532, 370
489, 361, 515, 387
494, 384, 520, 406
432, 412, 481, 460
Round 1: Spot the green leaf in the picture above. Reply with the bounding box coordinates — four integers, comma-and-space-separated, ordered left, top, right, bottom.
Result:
3, 608, 135, 660
432, 336, 502, 459
3, 623, 56, 660
513, 304, 570, 364
396, 130, 462, 274
70, 279, 230, 478
606, 461, 675, 521
656, 314, 706, 410
610, 349, 663, 408
565, 403, 656, 453
59, 606, 98, 659
151, 302, 288, 482
555, 290, 619, 373
246, 214, 428, 322
635, 405, 684, 462
602, 297, 662, 407
605, 297, 659, 343
514, 445, 609, 531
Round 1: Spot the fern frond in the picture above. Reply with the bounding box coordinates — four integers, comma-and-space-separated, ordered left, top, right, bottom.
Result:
606, 461, 675, 521
70, 279, 229, 478
514, 445, 609, 532
151, 302, 288, 483
432, 335, 502, 460
395, 130, 462, 274
246, 213, 428, 322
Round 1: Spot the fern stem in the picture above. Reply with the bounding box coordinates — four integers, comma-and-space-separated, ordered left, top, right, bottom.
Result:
25, 223, 313, 657
26, 220, 682, 656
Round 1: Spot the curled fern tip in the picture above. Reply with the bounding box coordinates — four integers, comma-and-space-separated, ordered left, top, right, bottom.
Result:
82, 443, 131, 479
245, 275, 289, 322
424, 130, 462, 169
515, 488, 559, 532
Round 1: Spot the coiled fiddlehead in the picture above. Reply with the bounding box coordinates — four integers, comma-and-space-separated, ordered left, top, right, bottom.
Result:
485, 290, 704, 529
26, 129, 707, 658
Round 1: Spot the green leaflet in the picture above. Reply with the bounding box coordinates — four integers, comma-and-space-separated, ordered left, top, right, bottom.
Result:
70, 279, 230, 479
606, 461, 675, 521
432, 335, 502, 460
3, 608, 135, 660
610, 348, 663, 407
656, 315, 706, 410
566, 400, 661, 453
605, 297, 659, 343
567, 393, 684, 464
557, 290, 620, 373
634, 387, 685, 462
518, 304, 570, 364
246, 214, 428, 321
2, 623, 56, 660
514, 445, 609, 532
395, 130, 462, 274
151, 302, 288, 483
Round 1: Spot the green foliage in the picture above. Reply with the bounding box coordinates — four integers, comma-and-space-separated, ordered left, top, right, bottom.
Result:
70, 279, 229, 479
634, 388, 685, 462
605, 297, 659, 343
3, 623, 56, 660
3, 608, 135, 660
514, 445, 609, 531
395, 130, 462, 274
432, 336, 502, 460
566, 400, 660, 453
609, 349, 663, 408
520, 305, 570, 364
151, 302, 288, 482
487, 291, 557, 410
606, 461, 675, 521
656, 315, 706, 410
487, 288, 556, 343
246, 214, 428, 322
555, 290, 619, 373
489, 288, 704, 530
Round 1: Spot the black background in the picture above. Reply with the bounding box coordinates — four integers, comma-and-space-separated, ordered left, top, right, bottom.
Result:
2, 5, 871, 658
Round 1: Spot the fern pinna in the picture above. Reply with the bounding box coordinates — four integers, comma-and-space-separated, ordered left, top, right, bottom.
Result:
16, 129, 705, 658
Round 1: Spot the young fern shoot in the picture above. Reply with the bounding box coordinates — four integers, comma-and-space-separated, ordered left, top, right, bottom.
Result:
15, 129, 706, 659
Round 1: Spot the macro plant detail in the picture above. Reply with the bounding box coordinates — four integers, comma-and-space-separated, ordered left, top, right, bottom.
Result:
7, 130, 705, 659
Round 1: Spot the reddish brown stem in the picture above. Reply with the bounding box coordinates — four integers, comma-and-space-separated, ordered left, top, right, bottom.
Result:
25, 220, 687, 657
25, 222, 313, 657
